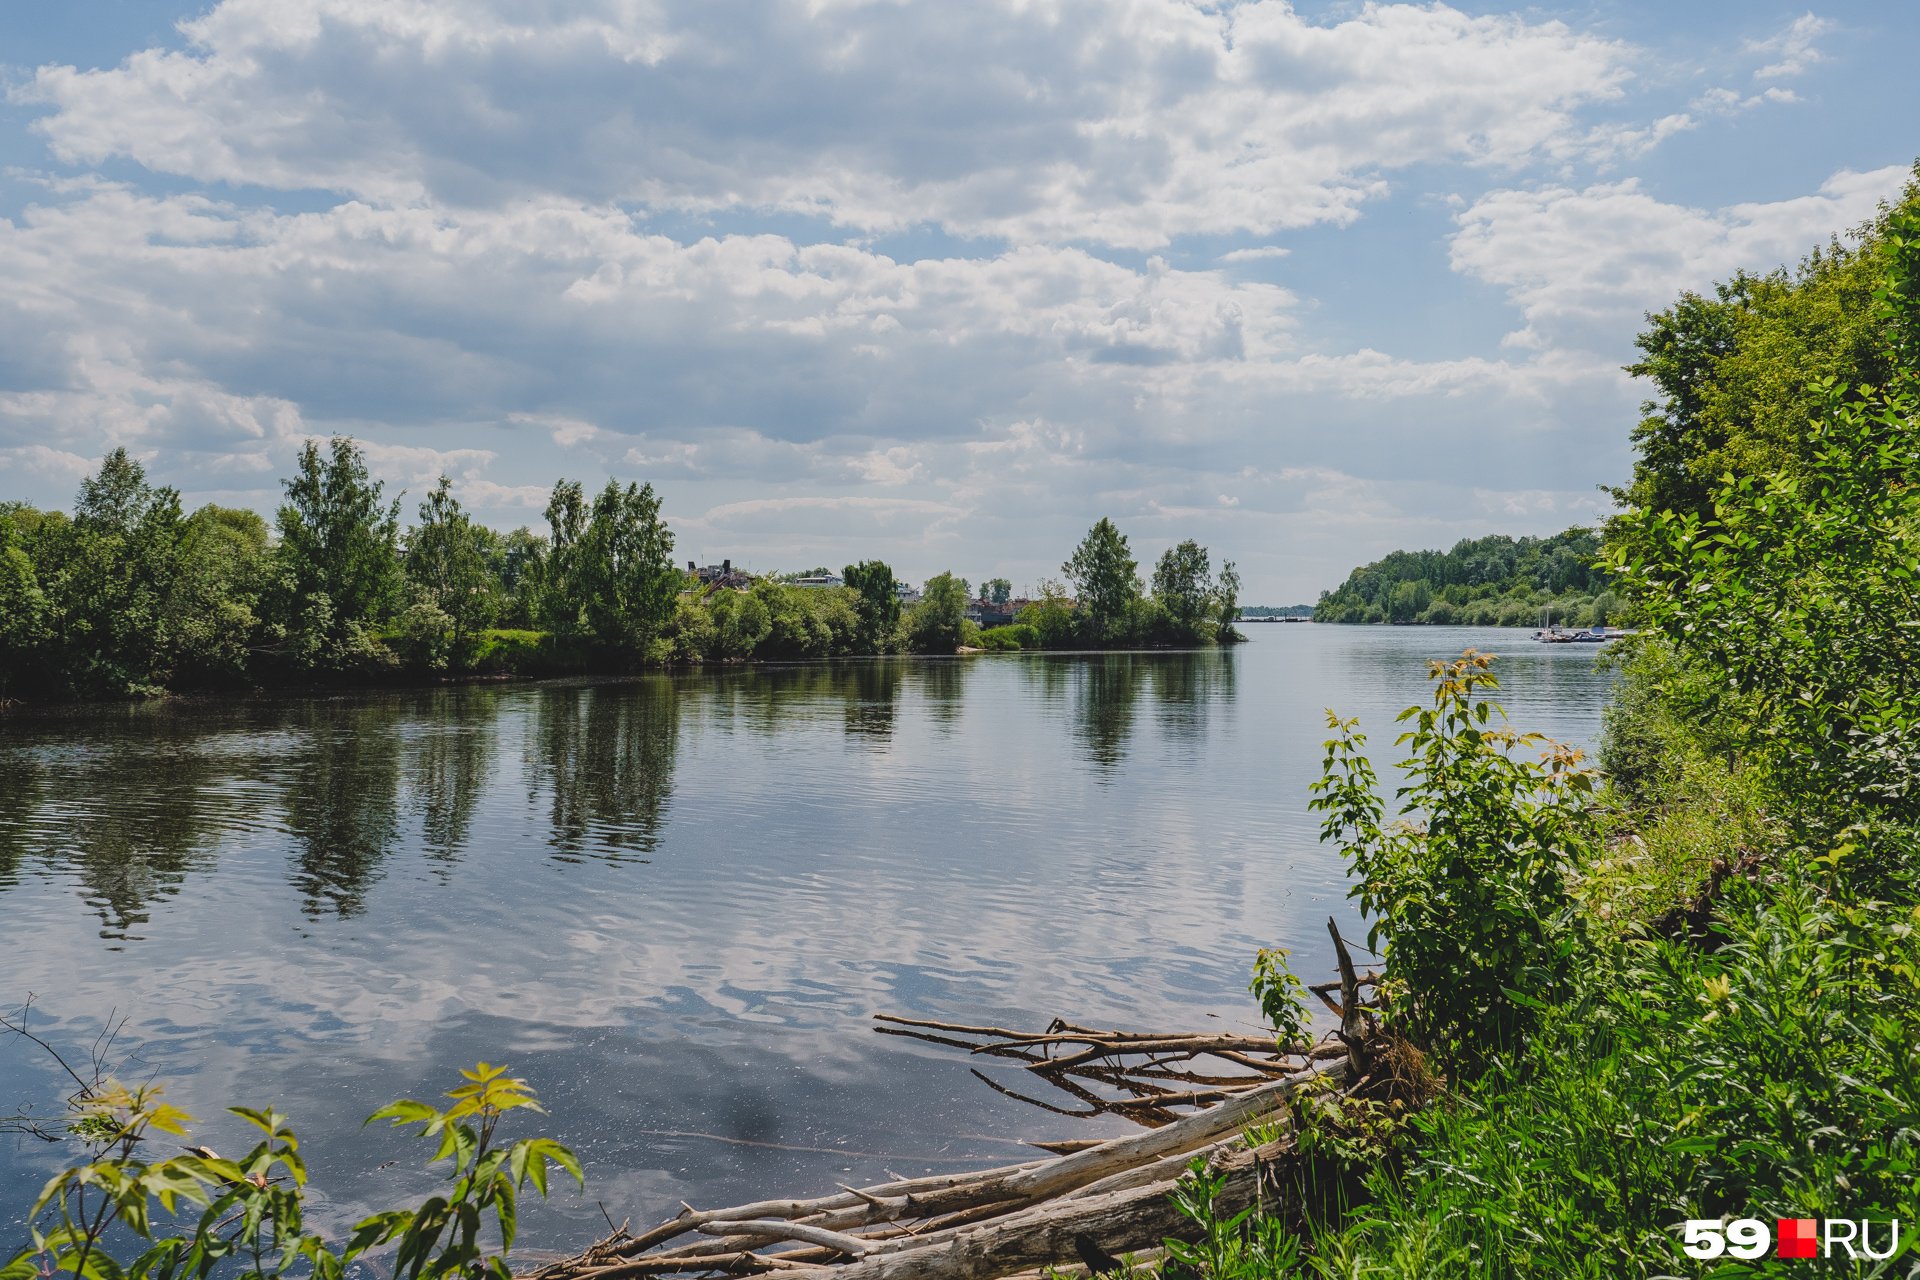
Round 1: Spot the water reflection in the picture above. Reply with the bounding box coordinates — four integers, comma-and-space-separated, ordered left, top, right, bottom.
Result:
405, 690, 500, 869
915, 660, 970, 732
533, 681, 677, 864
4, 731, 232, 941
841, 661, 903, 746
284, 703, 404, 917
1069, 655, 1146, 771
1149, 652, 1234, 747
0, 754, 39, 886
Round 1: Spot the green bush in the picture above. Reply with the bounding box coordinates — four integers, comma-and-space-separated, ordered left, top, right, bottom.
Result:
1312, 653, 1594, 1070
978, 625, 1035, 651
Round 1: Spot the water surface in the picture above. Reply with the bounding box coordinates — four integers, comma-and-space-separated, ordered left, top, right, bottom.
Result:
0, 628, 1614, 1248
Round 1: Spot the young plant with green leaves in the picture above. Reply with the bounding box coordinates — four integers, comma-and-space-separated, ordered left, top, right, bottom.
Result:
350, 1062, 582, 1280
4, 1063, 580, 1280
1310, 652, 1596, 1070
1247, 948, 1311, 1052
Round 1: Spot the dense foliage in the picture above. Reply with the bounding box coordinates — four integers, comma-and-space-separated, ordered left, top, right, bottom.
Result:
1312, 528, 1616, 626
1187, 165, 1920, 1277
1, 457, 1246, 699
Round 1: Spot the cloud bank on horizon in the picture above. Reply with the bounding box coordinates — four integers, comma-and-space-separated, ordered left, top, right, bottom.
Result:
0, 0, 1910, 599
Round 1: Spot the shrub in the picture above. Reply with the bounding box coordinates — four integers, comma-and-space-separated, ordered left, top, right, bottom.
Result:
1311, 652, 1595, 1069
978, 625, 1033, 651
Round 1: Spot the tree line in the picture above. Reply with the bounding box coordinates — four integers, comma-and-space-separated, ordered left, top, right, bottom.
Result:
1312, 527, 1616, 626
0, 444, 1242, 701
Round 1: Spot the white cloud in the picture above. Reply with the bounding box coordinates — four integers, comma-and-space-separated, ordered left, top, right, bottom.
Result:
1748, 13, 1830, 80
1692, 85, 1803, 117
348, 439, 498, 488
1470, 486, 1604, 518
18, 0, 1650, 248
1218, 246, 1290, 262
0, 443, 94, 480
1449, 165, 1909, 352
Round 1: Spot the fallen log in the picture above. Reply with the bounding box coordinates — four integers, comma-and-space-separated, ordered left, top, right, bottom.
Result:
694, 1223, 877, 1257
526, 989, 1406, 1280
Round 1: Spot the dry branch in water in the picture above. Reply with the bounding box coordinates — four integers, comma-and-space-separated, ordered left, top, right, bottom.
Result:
525, 922, 1396, 1280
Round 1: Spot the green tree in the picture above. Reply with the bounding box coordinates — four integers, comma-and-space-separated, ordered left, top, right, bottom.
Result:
1312, 653, 1594, 1069
1389, 578, 1432, 622
1063, 518, 1139, 641
1314, 527, 1607, 625
1015, 578, 1077, 648
538, 480, 589, 633
708, 586, 772, 658
490, 526, 548, 628
0, 511, 48, 696
982, 577, 1012, 604
161, 505, 274, 684
1151, 539, 1213, 642
843, 559, 902, 651
40, 449, 187, 694
276, 438, 403, 665
1609, 165, 1918, 539
906, 571, 970, 652
404, 477, 497, 661
1213, 560, 1243, 641
578, 480, 679, 657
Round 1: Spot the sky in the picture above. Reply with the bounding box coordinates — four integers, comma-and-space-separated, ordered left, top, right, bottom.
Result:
0, 0, 1913, 603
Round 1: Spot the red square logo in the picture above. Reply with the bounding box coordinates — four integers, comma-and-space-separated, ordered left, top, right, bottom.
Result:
1777, 1219, 1818, 1259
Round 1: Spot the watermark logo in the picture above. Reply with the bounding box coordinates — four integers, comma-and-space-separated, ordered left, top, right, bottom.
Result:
1776, 1219, 1818, 1260
1681, 1218, 1899, 1261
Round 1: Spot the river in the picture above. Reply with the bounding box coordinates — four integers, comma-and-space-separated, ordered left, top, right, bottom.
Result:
0, 627, 1615, 1252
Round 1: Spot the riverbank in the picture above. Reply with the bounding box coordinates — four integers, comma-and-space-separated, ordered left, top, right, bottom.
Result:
0, 626, 1257, 712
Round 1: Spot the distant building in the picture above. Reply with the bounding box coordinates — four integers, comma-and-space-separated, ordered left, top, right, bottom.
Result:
895, 583, 922, 604
687, 559, 754, 593
966, 599, 1020, 629
793, 573, 844, 588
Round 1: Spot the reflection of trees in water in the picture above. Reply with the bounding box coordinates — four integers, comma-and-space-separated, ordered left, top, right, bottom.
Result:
3, 725, 234, 941
1071, 655, 1145, 771
404, 689, 500, 870
1019, 652, 1077, 708
842, 661, 903, 746
1019, 652, 1236, 772
1148, 651, 1236, 746
534, 680, 677, 863
284, 702, 404, 918
911, 659, 970, 732
0, 752, 39, 887
680, 662, 920, 749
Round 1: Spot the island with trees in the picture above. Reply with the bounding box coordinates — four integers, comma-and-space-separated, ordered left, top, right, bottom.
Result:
1311, 527, 1616, 625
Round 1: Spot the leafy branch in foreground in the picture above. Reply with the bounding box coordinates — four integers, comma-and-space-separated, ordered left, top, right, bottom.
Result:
2, 1059, 581, 1280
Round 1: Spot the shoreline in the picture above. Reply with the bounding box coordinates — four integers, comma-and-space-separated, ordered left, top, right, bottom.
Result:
0, 640, 1249, 716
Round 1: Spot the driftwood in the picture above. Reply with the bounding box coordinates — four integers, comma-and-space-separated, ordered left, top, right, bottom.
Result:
525, 920, 1394, 1280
